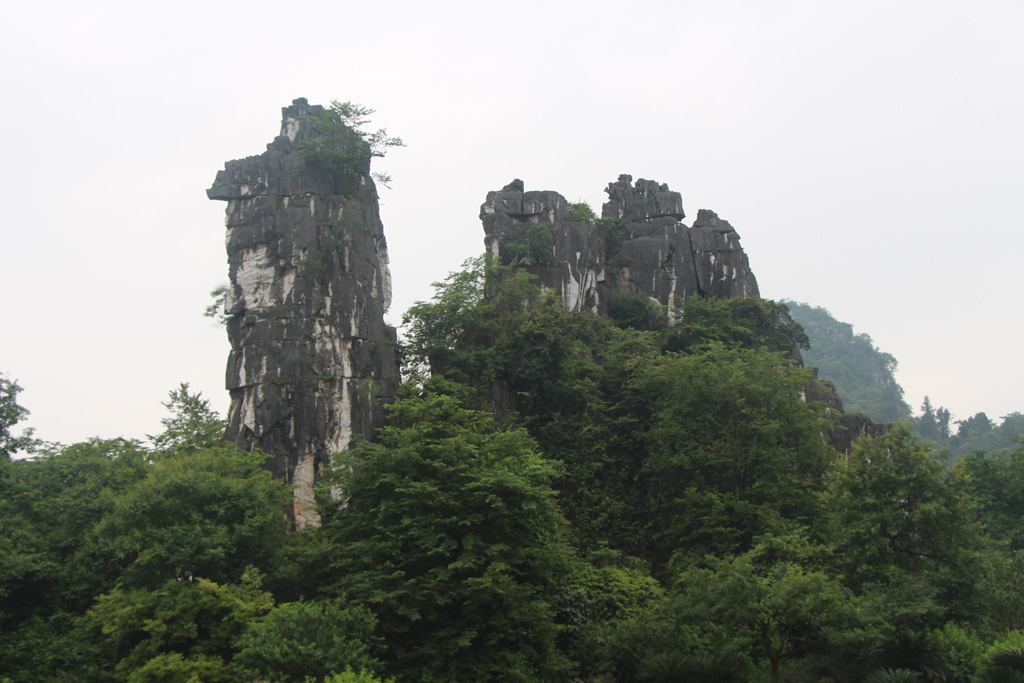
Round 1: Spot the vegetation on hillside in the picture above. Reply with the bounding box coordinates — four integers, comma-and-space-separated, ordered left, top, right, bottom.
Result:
783, 300, 912, 422
4, 263, 1024, 682
782, 301, 1024, 459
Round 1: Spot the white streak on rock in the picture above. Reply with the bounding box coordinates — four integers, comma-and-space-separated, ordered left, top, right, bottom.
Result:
282, 268, 296, 303
283, 118, 300, 142
292, 453, 320, 529
236, 245, 275, 310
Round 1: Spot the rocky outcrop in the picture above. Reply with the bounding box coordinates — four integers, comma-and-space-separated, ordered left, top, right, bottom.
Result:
480, 175, 759, 315
805, 367, 892, 453
827, 413, 893, 455
208, 98, 398, 527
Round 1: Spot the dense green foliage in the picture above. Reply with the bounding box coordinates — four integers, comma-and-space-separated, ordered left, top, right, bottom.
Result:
318, 391, 573, 682
668, 296, 809, 355
0, 372, 34, 459
4, 262, 1024, 682
783, 300, 912, 421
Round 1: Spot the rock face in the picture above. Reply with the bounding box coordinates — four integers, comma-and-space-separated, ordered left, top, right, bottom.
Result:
208, 98, 398, 527
480, 175, 759, 314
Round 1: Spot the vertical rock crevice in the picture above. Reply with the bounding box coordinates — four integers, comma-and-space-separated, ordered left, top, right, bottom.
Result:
208, 98, 398, 527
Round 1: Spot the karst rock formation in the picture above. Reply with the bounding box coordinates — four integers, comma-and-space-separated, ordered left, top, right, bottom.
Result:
207, 99, 884, 521
480, 175, 888, 450
480, 175, 760, 314
208, 98, 398, 527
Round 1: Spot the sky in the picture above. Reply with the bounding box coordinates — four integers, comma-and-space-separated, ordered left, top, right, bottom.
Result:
2, 0, 1022, 446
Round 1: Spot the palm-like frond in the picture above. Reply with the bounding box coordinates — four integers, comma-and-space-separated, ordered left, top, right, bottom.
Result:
635, 650, 743, 683
974, 666, 1024, 683
870, 629, 947, 681
864, 668, 925, 683
992, 649, 1024, 672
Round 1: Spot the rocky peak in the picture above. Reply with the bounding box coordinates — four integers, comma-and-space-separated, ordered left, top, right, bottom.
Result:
208, 99, 398, 528
480, 178, 569, 227
480, 175, 759, 314
602, 174, 686, 222
691, 209, 736, 232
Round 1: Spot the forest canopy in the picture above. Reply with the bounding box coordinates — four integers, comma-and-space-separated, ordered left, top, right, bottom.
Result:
4, 263, 1024, 682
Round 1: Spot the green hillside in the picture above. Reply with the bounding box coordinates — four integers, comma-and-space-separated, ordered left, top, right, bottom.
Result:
784, 300, 912, 422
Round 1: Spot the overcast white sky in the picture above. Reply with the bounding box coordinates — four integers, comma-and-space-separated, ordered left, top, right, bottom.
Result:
2, 0, 1022, 445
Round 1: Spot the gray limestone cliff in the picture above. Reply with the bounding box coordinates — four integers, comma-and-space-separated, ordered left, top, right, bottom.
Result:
208, 98, 398, 527
480, 175, 759, 314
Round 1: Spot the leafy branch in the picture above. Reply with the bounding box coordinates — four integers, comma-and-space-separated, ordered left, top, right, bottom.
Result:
300, 100, 405, 188
328, 101, 405, 159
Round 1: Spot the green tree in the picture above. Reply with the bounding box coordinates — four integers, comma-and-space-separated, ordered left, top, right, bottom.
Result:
86, 568, 274, 681
96, 448, 292, 588
959, 446, 1024, 548
976, 645, 1024, 682
203, 282, 231, 325
148, 383, 227, 453
325, 100, 404, 161
932, 622, 988, 683
0, 372, 34, 459
942, 412, 1024, 460
559, 547, 667, 681
321, 670, 396, 683
400, 261, 834, 564
318, 390, 573, 683
400, 255, 491, 381
822, 425, 994, 624
671, 548, 860, 679
916, 396, 941, 442
637, 344, 832, 564
0, 437, 149, 681
0, 392, 292, 681
298, 100, 404, 188
567, 201, 598, 224
235, 601, 380, 683
607, 292, 668, 333
666, 296, 809, 355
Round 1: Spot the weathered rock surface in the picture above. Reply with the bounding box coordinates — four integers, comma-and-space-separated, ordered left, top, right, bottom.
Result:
208, 98, 398, 527
480, 175, 759, 314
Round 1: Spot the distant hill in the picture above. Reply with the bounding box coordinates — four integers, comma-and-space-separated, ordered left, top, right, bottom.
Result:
784, 301, 912, 423
914, 396, 1024, 460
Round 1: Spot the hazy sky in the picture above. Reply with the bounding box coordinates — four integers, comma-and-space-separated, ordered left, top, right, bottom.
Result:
2, 0, 1022, 445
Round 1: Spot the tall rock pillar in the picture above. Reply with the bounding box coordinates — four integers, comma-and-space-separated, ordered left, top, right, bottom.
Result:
208, 98, 398, 527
